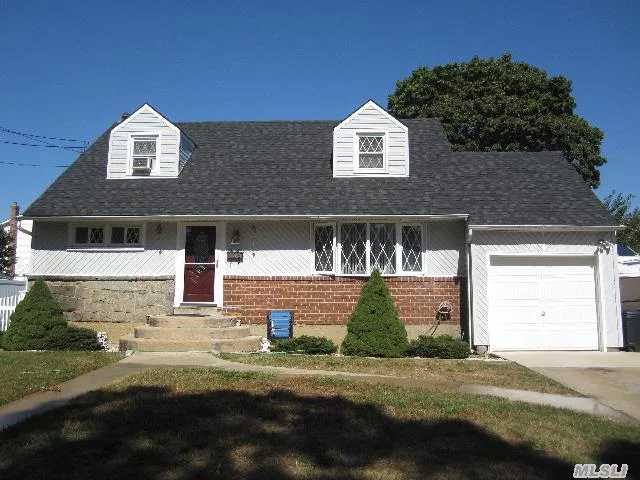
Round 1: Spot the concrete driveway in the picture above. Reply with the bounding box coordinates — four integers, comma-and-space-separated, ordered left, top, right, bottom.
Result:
495, 351, 640, 422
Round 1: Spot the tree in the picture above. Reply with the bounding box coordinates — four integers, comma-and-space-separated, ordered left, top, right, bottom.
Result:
603, 191, 640, 252
341, 270, 408, 358
388, 53, 606, 188
0, 228, 13, 277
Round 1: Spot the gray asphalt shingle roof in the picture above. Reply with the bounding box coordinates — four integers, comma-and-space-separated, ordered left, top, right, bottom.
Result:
23, 118, 616, 226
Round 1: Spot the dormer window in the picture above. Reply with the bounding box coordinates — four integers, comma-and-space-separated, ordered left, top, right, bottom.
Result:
131, 135, 158, 173
357, 133, 385, 170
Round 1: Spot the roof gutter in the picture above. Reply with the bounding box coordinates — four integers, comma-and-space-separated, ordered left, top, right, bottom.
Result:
27, 213, 470, 222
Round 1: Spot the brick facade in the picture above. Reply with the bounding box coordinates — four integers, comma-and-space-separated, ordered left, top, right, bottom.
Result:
223, 275, 466, 327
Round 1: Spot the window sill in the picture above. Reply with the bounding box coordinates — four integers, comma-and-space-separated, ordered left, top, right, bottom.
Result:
67, 247, 145, 252
315, 272, 425, 277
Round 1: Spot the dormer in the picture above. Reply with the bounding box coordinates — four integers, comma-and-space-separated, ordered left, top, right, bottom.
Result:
333, 100, 409, 177
107, 104, 195, 179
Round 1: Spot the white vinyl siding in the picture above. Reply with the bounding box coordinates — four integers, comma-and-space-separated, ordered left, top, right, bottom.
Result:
31, 221, 176, 277
425, 220, 466, 277
470, 230, 622, 348
224, 221, 311, 276
333, 101, 409, 177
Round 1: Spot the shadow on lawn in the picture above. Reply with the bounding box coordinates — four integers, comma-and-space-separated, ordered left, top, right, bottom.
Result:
0, 386, 574, 479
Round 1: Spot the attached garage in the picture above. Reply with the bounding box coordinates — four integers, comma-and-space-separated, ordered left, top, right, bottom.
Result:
488, 255, 600, 351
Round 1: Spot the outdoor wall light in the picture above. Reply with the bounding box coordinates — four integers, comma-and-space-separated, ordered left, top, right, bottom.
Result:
230, 229, 241, 245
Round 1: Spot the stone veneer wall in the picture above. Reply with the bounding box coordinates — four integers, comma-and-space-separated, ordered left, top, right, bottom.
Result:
223, 275, 467, 328
35, 277, 175, 322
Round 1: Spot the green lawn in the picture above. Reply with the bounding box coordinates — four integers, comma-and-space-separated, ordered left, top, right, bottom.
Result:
220, 353, 575, 395
0, 368, 637, 479
0, 351, 124, 406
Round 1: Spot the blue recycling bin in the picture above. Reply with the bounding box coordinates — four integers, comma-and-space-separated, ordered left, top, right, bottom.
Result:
268, 310, 293, 340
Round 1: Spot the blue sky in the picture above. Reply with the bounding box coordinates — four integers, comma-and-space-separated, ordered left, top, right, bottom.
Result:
1, 0, 638, 217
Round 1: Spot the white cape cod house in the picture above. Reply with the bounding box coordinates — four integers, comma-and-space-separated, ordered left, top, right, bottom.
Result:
23, 101, 623, 352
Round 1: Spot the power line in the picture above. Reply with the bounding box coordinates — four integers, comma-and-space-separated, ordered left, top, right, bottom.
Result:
0, 125, 88, 153
0, 160, 69, 168
0, 126, 87, 144
0, 139, 85, 151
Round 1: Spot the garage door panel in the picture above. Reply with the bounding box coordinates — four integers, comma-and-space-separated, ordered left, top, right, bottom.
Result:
488, 256, 598, 351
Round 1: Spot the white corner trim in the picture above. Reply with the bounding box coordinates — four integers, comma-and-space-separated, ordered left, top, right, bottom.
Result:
334, 100, 408, 132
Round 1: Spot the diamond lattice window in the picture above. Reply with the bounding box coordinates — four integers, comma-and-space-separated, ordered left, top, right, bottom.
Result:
402, 225, 422, 272
89, 227, 104, 244
315, 225, 334, 272
341, 224, 366, 274
358, 135, 384, 169
127, 227, 141, 244
370, 224, 396, 274
133, 139, 156, 156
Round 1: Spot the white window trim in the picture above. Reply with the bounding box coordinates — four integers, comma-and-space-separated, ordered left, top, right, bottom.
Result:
353, 131, 389, 174
319, 221, 426, 277
68, 223, 145, 250
127, 133, 161, 176
311, 222, 336, 274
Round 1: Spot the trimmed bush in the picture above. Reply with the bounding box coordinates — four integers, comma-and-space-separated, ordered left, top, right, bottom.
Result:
407, 335, 470, 359
341, 270, 408, 358
272, 336, 337, 355
0, 279, 100, 351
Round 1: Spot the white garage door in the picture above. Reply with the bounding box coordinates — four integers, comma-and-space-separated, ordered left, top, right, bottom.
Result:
489, 256, 599, 350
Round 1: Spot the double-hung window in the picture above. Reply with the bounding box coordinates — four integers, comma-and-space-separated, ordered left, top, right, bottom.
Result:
314, 222, 424, 275
73, 225, 142, 247
130, 135, 158, 173
111, 226, 141, 245
356, 133, 386, 172
75, 226, 104, 245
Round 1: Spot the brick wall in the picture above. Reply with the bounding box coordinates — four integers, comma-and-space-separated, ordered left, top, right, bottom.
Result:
223, 275, 466, 327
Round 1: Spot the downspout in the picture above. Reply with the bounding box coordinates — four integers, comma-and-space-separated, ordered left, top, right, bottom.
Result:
466, 224, 473, 350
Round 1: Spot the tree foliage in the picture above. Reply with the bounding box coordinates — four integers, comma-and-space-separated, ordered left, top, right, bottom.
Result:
603, 191, 640, 252
388, 53, 605, 188
0, 228, 13, 277
341, 270, 408, 358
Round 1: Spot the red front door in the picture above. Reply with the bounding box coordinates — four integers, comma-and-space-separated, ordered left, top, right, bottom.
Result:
183, 226, 216, 303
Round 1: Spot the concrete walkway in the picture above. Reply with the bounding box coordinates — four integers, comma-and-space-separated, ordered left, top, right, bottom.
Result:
0, 352, 633, 430
496, 351, 640, 422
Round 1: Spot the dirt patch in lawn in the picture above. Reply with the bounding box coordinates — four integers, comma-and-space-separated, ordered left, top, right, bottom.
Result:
69, 321, 146, 350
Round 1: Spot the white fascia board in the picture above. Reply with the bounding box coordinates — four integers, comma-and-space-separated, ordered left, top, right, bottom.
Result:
110, 103, 180, 136
468, 224, 621, 232
27, 214, 470, 222
334, 99, 408, 133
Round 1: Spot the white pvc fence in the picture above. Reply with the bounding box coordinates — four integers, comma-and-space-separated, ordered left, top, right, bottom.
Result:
0, 279, 27, 331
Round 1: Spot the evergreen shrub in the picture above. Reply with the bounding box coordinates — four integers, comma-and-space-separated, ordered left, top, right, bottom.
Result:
272, 336, 337, 355
341, 270, 408, 357
1, 279, 100, 351
407, 334, 469, 359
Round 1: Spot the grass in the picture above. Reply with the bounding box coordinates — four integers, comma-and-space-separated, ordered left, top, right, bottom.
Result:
219, 353, 575, 395
0, 368, 637, 479
0, 351, 124, 406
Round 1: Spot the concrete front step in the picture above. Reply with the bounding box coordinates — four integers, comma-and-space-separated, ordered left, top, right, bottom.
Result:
119, 335, 262, 353
134, 325, 251, 341
173, 306, 221, 316
148, 315, 236, 329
